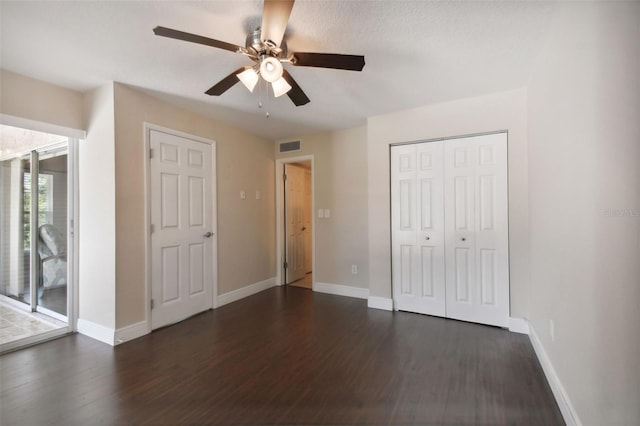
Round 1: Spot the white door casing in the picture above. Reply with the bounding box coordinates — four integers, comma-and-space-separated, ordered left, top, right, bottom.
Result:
285, 163, 306, 284
303, 168, 312, 274
149, 129, 216, 329
391, 142, 446, 317
391, 132, 509, 327
444, 133, 509, 327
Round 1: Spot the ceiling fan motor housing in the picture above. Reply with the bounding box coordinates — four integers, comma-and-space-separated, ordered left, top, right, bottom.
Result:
246, 28, 287, 60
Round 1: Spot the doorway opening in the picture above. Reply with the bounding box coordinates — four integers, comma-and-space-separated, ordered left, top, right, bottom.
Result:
0, 124, 77, 352
275, 156, 314, 290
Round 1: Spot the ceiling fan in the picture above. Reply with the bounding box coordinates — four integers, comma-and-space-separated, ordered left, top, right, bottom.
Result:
153, 0, 365, 107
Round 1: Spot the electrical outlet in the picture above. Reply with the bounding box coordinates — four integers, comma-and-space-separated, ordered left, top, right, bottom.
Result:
351, 265, 358, 274
549, 319, 555, 342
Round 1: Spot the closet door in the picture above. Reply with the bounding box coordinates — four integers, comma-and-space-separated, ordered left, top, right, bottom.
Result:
444, 133, 509, 327
391, 142, 446, 316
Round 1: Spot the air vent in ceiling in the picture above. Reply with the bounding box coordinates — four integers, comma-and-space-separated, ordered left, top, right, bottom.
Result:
279, 140, 301, 153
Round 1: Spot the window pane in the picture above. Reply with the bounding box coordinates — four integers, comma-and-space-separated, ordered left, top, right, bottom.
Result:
38, 152, 68, 316
0, 155, 31, 306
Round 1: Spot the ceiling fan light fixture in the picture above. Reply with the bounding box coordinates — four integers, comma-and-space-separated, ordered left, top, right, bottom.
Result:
260, 56, 283, 83
272, 76, 292, 97
237, 68, 259, 92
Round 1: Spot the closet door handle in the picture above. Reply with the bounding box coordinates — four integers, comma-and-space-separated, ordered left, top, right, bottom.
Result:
461, 237, 466, 242
425, 236, 430, 241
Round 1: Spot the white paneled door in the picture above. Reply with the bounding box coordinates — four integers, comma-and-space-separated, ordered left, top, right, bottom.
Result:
391, 141, 446, 317
444, 134, 509, 327
391, 133, 509, 327
150, 129, 216, 329
285, 164, 307, 284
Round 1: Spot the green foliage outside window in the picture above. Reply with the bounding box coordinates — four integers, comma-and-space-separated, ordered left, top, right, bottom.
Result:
23, 172, 53, 249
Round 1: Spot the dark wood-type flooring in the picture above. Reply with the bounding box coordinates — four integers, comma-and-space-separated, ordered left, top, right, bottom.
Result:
0, 287, 564, 425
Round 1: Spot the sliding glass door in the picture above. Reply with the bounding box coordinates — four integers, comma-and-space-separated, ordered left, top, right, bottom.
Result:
35, 146, 69, 318
1, 146, 69, 316
0, 125, 75, 350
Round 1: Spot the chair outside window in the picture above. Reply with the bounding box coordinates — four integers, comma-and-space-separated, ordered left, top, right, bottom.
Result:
37, 224, 67, 289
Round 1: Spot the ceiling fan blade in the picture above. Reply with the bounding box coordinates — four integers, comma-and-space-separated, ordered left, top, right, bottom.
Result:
205, 67, 247, 96
153, 26, 242, 53
261, 0, 294, 47
282, 70, 310, 106
291, 52, 365, 71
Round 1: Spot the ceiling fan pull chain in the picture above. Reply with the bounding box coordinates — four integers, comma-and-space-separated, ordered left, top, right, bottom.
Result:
258, 77, 264, 109
261, 78, 271, 118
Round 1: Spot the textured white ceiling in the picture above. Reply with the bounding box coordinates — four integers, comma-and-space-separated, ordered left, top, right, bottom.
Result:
0, 1, 556, 140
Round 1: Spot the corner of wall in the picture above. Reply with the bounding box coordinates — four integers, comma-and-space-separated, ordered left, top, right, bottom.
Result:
78, 81, 117, 331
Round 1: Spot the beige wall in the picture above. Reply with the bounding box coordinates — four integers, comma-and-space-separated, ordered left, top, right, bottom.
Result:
0, 69, 84, 131
527, 2, 640, 424
1, 71, 275, 329
79, 83, 116, 329
114, 84, 276, 327
0, 72, 277, 332
0, 69, 114, 329
276, 126, 369, 289
366, 88, 530, 318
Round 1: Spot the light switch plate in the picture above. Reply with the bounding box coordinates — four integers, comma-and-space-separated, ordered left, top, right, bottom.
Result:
324, 209, 330, 218
240, 191, 246, 200
255, 190, 261, 200
318, 209, 324, 218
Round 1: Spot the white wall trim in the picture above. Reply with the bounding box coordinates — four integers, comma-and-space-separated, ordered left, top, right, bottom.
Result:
529, 325, 582, 426
0, 113, 86, 140
313, 282, 369, 299
114, 321, 150, 345
217, 277, 276, 308
367, 296, 394, 311
508, 317, 530, 334
77, 318, 116, 346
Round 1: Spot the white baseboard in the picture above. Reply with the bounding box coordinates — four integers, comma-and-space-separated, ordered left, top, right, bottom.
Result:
77, 318, 116, 346
217, 277, 276, 308
367, 296, 393, 311
114, 320, 149, 345
314, 282, 369, 299
508, 317, 530, 334
529, 325, 582, 426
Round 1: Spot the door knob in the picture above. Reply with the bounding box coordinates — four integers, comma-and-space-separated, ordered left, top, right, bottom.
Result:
301, 226, 306, 231
425, 236, 430, 241
204, 232, 214, 238
461, 237, 466, 241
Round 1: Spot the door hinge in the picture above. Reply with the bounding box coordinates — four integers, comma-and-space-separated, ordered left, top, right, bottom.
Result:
283, 172, 287, 181
149, 149, 154, 159
283, 262, 288, 269
150, 224, 154, 234
150, 299, 155, 310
